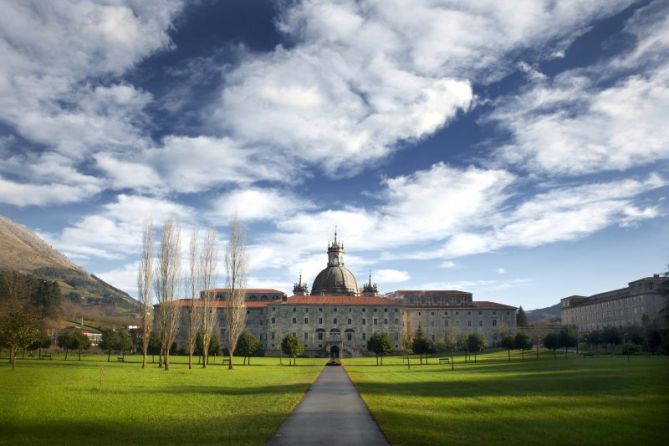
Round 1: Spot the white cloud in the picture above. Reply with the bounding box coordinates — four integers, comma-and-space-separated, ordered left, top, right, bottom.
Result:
491, 3, 669, 175
210, 0, 632, 176
440, 260, 457, 269
210, 188, 314, 222
96, 262, 139, 297
0, 176, 101, 207
50, 194, 192, 260
374, 269, 410, 283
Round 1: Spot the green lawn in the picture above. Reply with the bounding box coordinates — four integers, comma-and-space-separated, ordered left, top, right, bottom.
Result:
1, 354, 324, 446
344, 350, 669, 446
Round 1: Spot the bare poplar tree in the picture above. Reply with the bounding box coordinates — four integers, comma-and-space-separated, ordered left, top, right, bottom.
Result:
224, 218, 247, 370
186, 230, 202, 370
200, 227, 218, 368
137, 221, 154, 369
155, 219, 181, 371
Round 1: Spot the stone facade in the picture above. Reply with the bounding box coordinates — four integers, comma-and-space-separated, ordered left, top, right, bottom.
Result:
560, 275, 668, 333
168, 236, 517, 357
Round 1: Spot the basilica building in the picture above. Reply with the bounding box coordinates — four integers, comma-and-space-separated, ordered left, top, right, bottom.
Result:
173, 234, 517, 358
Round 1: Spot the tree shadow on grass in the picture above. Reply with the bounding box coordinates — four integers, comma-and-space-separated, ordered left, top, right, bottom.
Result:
82, 382, 312, 397
2, 414, 282, 446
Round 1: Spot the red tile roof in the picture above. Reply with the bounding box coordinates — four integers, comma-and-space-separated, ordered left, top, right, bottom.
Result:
472, 301, 517, 310
206, 288, 285, 294
386, 290, 471, 295
163, 299, 270, 309
270, 295, 401, 306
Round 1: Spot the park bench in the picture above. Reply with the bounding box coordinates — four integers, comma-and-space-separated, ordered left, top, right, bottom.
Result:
438, 357, 450, 364
117, 356, 125, 362
40, 353, 52, 360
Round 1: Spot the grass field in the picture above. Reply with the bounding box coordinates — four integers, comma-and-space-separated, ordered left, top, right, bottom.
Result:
1, 354, 324, 446
344, 350, 669, 446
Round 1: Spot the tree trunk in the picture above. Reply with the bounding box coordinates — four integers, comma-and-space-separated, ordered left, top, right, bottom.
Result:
474, 352, 477, 363
142, 351, 147, 369
203, 350, 208, 369
78, 347, 82, 361
188, 352, 192, 370
228, 352, 233, 370
10, 346, 16, 371
64, 348, 69, 361
107, 349, 111, 362
508, 349, 510, 361
380, 354, 384, 366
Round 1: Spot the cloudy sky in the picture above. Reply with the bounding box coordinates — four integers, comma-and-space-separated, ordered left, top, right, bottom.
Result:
1, 0, 668, 309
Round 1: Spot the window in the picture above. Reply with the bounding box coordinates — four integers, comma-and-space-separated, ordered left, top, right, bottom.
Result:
362, 318, 366, 325
319, 308, 323, 312
292, 317, 297, 324
384, 318, 388, 324
246, 310, 250, 314
362, 308, 366, 312
333, 318, 338, 324
347, 318, 352, 324
479, 320, 483, 326
492, 311, 496, 315
445, 320, 449, 327
444, 311, 448, 315
347, 332, 352, 341
362, 333, 366, 340
456, 311, 459, 315
271, 332, 275, 340
318, 318, 323, 324
394, 319, 398, 324
384, 308, 388, 312
479, 311, 482, 315
431, 312, 434, 315
492, 320, 497, 327
467, 311, 471, 315
468, 321, 472, 327
318, 332, 323, 340
334, 308, 338, 312
348, 307, 352, 312
293, 307, 296, 312
395, 308, 398, 312
374, 308, 378, 312
418, 312, 421, 316
304, 318, 309, 324
506, 311, 510, 315
271, 317, 275, 324
305, 308, 309, 313
374, 319, 378, 325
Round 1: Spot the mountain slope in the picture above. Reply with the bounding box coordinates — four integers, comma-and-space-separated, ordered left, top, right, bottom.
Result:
526, 303, 561, 324
0, 215, 139, 313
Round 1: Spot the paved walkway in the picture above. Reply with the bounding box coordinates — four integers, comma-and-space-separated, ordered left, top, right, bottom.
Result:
267, 365, 389, 446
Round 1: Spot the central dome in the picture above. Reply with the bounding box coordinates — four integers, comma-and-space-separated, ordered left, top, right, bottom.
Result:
309, 231, 359, 295
311, 265, 359, 295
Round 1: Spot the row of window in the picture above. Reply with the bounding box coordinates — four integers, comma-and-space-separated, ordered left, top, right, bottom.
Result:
272, 317, 400, 325
415, 310, 509, 316
420, 319, 498, 327
273, 307, 400, 313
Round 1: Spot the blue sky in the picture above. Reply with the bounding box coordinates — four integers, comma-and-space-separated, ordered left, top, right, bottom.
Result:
0, 0, 668, 309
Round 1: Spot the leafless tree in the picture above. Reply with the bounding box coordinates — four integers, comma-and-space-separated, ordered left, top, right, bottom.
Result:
155, 219, 181, 371
137, 221, 154, 369
186, 230, 202, 370
200, 227, 218, 368
224, 218, 247, 370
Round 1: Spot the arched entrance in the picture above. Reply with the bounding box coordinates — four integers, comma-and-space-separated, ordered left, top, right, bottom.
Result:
330, 344, 340, 359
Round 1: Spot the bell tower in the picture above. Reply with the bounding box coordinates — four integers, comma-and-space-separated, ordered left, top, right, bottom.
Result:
327, 227, 344, 267
293, 272, 309, 296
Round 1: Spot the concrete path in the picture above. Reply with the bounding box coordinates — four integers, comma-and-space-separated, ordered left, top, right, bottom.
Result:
267, 365, 389, 446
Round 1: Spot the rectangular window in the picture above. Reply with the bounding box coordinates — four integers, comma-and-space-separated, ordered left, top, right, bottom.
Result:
333, 318, 338, 324
271, 317, 275, 324
347, 318, 352, 324
362, 333, 366, 340
293, 307, 296, 312
492, 320, 497, 327
347, 332, 352, 341
479, 320, 483, 326
384, 308, 388, 312
292, 317, 297, 324
304, 333, 308, 340
304, 318, 309, 324
384, 318, 388, 324
374, 319, 378, 325
318, 332, 323, 340
394, 319, 398, 324
362, 318, 366, 325
445, 320, 449, 327
318, 318, 323, 324
271, 332, 275, 340
468, 321, 472, 327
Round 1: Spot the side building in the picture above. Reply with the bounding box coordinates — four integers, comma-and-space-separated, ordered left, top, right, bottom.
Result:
560, 274, 669, 332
